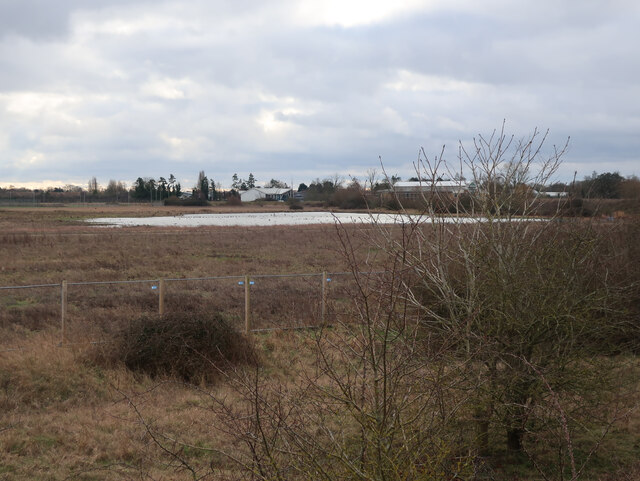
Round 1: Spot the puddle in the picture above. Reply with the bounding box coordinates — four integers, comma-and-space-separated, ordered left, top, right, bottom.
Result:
86, 211, 480, 227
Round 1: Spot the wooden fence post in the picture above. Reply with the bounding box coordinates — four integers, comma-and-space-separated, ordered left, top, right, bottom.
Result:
244, 275, 251, 334
158, 279, 165, 316
321, 271, 327, 325
60, 280, 67, 345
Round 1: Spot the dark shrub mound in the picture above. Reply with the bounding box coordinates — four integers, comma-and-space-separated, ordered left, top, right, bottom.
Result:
287, 198, 303, 210
329, 186, 368, 209
226, 194, 242, 206
92, 311, 256, 382
164, 196, 209, 206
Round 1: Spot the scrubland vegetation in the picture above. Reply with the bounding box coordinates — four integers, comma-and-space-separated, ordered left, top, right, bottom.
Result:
2, 131, 640, 480
0, 209, 638, 480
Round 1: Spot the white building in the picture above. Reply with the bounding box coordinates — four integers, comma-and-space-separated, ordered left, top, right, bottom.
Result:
239, 187, 294, 202
384, 180, 468, 199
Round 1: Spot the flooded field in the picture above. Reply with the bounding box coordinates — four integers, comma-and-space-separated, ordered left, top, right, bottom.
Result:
87, 211, 477, 227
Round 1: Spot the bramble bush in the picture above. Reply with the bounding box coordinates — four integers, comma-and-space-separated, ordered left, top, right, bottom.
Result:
90, 311, 256, 382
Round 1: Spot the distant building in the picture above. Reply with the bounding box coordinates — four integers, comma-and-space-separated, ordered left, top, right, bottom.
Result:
381, 180, 468, 199
543, 191, 569, 198
240, 187, 293, 202
293, 190, 307, 200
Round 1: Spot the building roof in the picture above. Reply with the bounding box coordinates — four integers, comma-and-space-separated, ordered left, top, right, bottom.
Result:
241, 187, 292, 195
259, 187, 292, 194
393, 180, 466, 188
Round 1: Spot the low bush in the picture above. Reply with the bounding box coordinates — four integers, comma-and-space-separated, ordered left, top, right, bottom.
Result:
226, 194, 242, 206
163, 196, 209, 206
329, 186, 368, 209
287, 198, 303, 210
90, 311, 256, 382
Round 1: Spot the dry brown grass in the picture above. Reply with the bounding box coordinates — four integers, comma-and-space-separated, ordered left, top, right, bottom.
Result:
0, 206, 377, 479
0, 325, 321, 479
1, 206, 638, 480
0, 205, 377, 284
0, 204, 379, 339
2, 329, 638, 480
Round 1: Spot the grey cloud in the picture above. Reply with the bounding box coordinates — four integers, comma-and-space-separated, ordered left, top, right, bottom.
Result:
1, 0, 638, 188
0, 0, 135, 39
0, 0, 76, 39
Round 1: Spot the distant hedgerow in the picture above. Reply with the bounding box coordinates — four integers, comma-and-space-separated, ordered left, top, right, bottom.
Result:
164, 196, 209, 206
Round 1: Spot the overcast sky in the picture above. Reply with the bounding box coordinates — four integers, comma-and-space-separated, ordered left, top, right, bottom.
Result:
1, 0, 638, 189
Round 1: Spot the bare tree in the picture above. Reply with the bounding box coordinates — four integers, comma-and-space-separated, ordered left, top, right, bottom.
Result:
330, 173, 344, 190
122, 232, 477, 480
373, 125, 634, 476
88, 176, 99, 195
109, 125, 636, 481
198, 243, 476, 480
366, 168, 378, 192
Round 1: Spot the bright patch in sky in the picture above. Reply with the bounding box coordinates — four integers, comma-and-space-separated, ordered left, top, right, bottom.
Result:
295, 0, 428, 27
3, 92, 80, 118
385, 70, 479, 95
141, 78, 188, 100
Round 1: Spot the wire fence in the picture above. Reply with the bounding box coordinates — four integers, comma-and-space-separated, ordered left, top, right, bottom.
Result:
0, 271, 382, 350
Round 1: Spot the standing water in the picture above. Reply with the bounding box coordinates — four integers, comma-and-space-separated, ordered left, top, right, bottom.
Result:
86, 211, 482, 227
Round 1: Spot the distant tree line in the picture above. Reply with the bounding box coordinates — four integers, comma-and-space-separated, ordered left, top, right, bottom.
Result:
132, 174, 181, 201
231, 173, 256, 191
1, 170, 638, 208
538, 171, 640, 199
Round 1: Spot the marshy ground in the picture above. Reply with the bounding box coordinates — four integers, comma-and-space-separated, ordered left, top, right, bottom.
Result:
0, 204, 638, 480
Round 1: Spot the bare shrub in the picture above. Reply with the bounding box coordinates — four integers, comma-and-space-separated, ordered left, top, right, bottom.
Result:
117, 234, 479, 480
89, 311, 256, 382
372, 125, 638, 478
329, 184, 369, 209
197, 265, 477, 480
226, 194, 242, 206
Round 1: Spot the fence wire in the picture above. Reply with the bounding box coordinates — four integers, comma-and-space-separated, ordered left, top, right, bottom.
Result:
0, 271, 388, 350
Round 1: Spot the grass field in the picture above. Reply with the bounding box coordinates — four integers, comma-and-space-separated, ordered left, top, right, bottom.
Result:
0, 204, 378, 339
0, 205, 638, 480
0, 204, 382, 480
